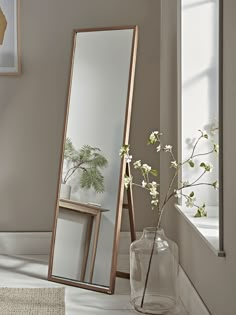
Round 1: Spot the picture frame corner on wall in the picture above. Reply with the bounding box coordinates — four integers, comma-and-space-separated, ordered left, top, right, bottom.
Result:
0, 0, 20, 76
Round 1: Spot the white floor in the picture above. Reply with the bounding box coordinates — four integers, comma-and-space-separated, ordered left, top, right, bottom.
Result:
0, 254, 187, 315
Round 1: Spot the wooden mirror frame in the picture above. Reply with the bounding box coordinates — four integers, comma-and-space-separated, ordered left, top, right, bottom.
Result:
48, 25, 138, 294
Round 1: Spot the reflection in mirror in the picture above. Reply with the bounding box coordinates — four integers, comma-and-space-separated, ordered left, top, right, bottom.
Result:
53, 200, 109, 283
48, 26, 138, 292
178, 0, 223, 254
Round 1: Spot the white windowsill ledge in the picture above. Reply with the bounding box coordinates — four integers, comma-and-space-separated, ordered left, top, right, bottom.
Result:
175, 204, 225, 257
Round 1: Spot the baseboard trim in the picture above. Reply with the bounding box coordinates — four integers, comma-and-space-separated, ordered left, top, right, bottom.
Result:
179, 266, 210, 315
0, 231, 134, 255
0, 231, 209, 314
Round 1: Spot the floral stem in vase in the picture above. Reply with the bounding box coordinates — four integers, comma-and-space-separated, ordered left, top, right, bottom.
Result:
139, 204, 165, 308
140, 226, 159, 308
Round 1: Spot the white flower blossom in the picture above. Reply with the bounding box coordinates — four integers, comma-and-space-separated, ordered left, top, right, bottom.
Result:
124, 154, 132, 163
149, 132, 158, 144
148, 131, 163, 145
185, 197, 196, 208
142, 180, 147, 188
149, 135, 156, 144
133, 160, 142, 169
170, 160, 178, 168
164, 145, 172, 152
200, 162, 211, 172
151, 199, 159, 206
142, 164, 152, 173
174, 189, 181, 198
151, 181, 158, 188
124, 176, 132, 189
149, 187, 159, 198
156, 144, 161, 152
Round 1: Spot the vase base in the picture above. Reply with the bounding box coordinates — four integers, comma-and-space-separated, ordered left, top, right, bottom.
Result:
132, 295, 176, 315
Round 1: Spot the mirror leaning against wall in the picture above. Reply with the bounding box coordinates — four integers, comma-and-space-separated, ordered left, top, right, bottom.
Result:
48, 26, 138, 293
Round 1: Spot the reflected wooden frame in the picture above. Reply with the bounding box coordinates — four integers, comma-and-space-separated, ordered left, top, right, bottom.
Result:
48, 25, 138, 294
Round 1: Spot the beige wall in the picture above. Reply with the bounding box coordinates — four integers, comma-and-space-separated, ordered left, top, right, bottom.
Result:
0, 0, 160, 231
161, 1, 236, 314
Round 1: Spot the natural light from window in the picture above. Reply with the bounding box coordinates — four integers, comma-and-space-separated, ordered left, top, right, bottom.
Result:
177, 0, 220, 252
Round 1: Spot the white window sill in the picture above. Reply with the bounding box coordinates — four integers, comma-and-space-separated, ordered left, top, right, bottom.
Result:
175, 204, 225, 257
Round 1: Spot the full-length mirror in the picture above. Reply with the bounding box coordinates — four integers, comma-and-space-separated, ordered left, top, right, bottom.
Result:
48, 26, 138, 293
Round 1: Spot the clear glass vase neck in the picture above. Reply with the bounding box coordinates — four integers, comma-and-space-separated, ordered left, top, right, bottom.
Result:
142, 227, 165, 239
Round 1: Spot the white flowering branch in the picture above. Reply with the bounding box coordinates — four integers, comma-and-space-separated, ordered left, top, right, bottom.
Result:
120, 128, 219, 224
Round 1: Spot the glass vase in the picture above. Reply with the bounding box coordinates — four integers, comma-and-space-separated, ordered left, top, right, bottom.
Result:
60, 183, 71, 200
130, 227, 179, 314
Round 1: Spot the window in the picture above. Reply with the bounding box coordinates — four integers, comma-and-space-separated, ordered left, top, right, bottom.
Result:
177, 0, 224, 255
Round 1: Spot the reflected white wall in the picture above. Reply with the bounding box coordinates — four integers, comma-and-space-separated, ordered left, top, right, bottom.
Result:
181, 0, 219, 214
58, 29, 133, 286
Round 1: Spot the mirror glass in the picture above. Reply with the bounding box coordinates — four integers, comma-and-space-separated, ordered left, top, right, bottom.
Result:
48, 26, 138, 291
179, 0, 223, 253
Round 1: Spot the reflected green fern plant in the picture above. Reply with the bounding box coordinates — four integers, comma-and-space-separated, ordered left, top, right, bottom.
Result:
63, 138, 108, 193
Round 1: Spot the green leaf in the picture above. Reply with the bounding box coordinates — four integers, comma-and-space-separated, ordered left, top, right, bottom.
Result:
64, 138, 80, 161
212, 181, 218, 189
63, 139, 108, 192
205, 164, 212, 172
189, 191, 194, 198
198, 129, 208, 139
119, 145, 130, 157
194, 204, 207, 217
80, 167, 105, 193
189, 160, 195, 168
150, 169, 158, 177
194, 210, 201, 218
